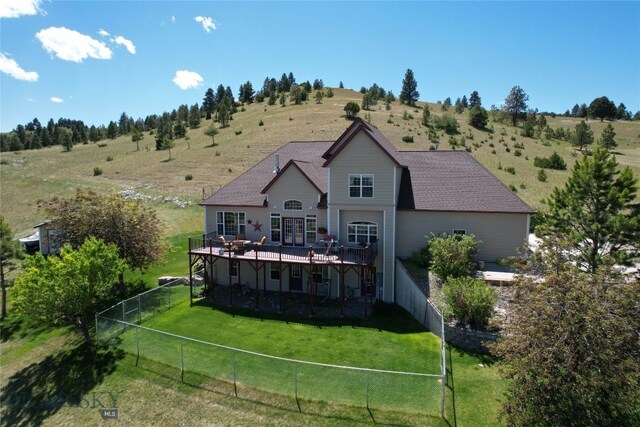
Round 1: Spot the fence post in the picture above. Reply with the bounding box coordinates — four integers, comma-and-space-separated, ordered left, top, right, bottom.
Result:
440, 310, 446, 417
233, 350, 237, 397
180, 341, 184, 382
168, 285, 172, 309
365, 371, 370, 409
121, 302, 126, 333
95, 314, 99, 346
294, 363, 298, 401
138, 294, 142, 324
135, 326, 140, 366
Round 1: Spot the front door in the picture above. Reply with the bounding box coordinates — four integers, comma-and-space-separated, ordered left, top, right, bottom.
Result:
283, 218, 304, 246
290, 264, 302, 291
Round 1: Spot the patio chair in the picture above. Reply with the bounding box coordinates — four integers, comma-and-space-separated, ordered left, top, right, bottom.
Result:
253, 236, 267, 250
219, 236, 236, 252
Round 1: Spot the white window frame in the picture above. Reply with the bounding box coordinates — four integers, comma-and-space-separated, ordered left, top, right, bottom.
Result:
217, 211, 246, 236
348, 174, 374, 198
270, 213, 281, 243
283, 200, 303, 210
305, 214, 317, 243
347, 221, 378, 245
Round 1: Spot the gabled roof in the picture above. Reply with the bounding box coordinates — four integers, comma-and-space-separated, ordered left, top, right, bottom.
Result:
396, 151, 535, 214
261, 159, 327, 195
321, 118, 405, 167
202, 141, 332, 207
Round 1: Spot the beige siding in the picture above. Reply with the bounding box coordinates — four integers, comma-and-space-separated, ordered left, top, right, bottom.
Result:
396, 211, 529, 261
328, 132, 397, 207
266, 166, 321, 215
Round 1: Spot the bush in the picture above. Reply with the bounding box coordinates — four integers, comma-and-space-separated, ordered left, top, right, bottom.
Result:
408, 246, 430, 269
428, 233, 480, 281
106, 156, 113, 161
443, 277, 498, 329
537, 169, 548, 182
514, 149, 522, 157
93, 167, 102, 176
505, 166, 516, 175
533, 151, 567, 170
509, 184, 517, 192
432, 114, 459, 134
258, 120, 264, 126
235, 130, 242, 136
185, 174, 193, 181
402, 135, 414, 143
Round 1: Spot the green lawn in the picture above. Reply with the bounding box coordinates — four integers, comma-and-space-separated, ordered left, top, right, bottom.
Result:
95, 296, 506, 425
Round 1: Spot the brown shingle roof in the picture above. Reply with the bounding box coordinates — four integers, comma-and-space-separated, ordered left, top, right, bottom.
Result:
202, 141, 332, 207
203, 126, 534, 214
396, 151, 535, 213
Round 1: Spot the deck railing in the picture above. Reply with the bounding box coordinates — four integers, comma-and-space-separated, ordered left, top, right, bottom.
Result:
189, 236, 378, 265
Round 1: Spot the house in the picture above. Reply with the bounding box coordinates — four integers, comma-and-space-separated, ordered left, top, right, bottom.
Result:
19, 221, 60, 255
188, 118, 533, 311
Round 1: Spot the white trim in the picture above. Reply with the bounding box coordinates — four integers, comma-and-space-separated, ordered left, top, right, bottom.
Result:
392, 167, 397, 302
204, 207, 209, 235
337, 209, 341, 240
327, 167, 331, 234
525, 214, 530, 244
383, 209, 386, 301
283, 200, 303, 211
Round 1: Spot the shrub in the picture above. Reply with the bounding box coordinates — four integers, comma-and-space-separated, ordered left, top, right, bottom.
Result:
97, 143, 107, 148
520, 183, 526, 189
537, 169, 548, 182
235, 130, 242, 136
505, 166, 516, 175
514, 149, 522, 157
509, 184, 517, 192
432, 114, 459, 134
93, 167, 102, 176
533, 151, 567, 170
408, 246, 430, 269
428, 233, 480, 281
185, 174, 193, 181
258, 120, 264, 126
402, 135, 414, 143
443, 277, 498, 329
106, 156, 113, 161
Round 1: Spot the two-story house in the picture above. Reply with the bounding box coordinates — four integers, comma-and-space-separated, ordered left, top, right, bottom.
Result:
188, 118, 533, 311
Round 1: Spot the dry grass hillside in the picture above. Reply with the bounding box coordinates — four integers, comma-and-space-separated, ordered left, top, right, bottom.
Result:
1, 88, 639, 238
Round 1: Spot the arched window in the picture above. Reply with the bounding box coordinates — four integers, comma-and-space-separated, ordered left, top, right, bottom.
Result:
283, 200, 302, 210
347, 221, 377, 245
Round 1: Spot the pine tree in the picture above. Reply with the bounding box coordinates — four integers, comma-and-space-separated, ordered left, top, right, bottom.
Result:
106, 121, 118, 139
599, 123, 617, 150
339, 81, 344, 89
399, 68, 419, 106
504, 86, 529, 126
461, 95, 468, 109
131, 126, 144, 151
279, 92, 286, 107
189, 103, 201, 129
421, 105, 431, 126
572, 120, 594, 151
268, 91, 277, 106
469, 91, 481, 109
202, 88, 215, 120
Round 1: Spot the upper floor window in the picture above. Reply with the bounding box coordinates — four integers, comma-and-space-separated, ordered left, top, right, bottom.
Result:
284, 200, 303, 210
349, 174, 374, 198
217, 211, 246, 236
347, 221, 377, 245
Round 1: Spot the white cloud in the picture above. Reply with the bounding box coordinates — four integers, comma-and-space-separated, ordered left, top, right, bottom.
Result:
50, 97, 64, 103
194, 16, 216, 33
171, 15, 176, 24
172, 70, 203, 90
98, 28, 110, 37
113, 36, 136, 54
36, 27, 112, 62
27, 98, 34, 102
0, 0, 44, 19
0, 53, 39, 81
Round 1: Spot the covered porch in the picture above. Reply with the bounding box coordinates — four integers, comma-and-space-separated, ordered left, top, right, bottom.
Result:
188, 234, 379, 317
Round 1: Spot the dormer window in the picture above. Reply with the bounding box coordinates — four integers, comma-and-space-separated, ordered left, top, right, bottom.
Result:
349, 174, 374, 198
284, 200, 303, 210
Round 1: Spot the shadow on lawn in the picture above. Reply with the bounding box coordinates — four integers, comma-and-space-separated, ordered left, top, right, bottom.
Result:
0, 342, 124, 427
192, 299, 426, 334
0, 315, 52, 343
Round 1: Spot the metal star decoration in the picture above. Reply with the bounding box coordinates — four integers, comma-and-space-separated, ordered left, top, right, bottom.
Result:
252, 221, 263, 232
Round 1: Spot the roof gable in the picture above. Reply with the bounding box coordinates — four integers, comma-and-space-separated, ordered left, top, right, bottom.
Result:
261, 159, 326, 195
322, 118, 405, 167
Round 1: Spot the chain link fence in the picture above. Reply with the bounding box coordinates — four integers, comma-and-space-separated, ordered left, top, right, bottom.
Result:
96, 275, 445, 417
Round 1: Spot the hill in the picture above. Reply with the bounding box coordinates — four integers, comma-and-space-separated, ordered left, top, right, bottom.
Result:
1, 88, 639, 237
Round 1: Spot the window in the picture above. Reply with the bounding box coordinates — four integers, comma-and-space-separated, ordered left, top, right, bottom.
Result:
230, 260, 238, 277
306, 215, 317, 243
217, 211, 246, 236
349, 174, 374, 198
347, 221, 378, 244
453, 229, 466, 236
270, 263, 280, 281
284, 200, 302, 210
270, 213, 281, 242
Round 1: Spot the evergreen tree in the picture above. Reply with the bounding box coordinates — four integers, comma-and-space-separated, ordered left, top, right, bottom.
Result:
203, 123, 219, 146
343, 102, 360, 119
313, 79, 324, 90
0, 216, 21, 319
504, 85, 529, 126
279, 92, 286, 107
469, 91, 481, 108
399, 68, 419, 106
40, 128, 51, 147
118, 112, 130, 135
241, 81, 255, 103
278, 73, 289, 93
571, 104, 580, 117
461, 95, 468, 108
572, 120, 594, 151
599, 123, 617, 150
215, 84, 226, 105
106, 121, 118, 139
468, 105, 489, 129
155, 113, 174, 150
268, 91, 277, 106
339, 81, 344, 89
588, 96, 617, 122
287, 72, 296, 87
289, 84, 303, 104
544, 147, 639, 272
442, 97, 452, 111
189, 103, 201, 129
218, 99, 230, 127
59, 127, 74, 152
421, 105, 431, 126
362, 92, 373, 110
131, 126, 144, 151
314, 91, 324, 104
578, 103, 588, 118
326, 88, 334, 98
173, 121, 186, 139
616, 102, 629, 120
454, 98, 464, 113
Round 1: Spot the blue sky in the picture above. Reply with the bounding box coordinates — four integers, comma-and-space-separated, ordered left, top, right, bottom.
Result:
1, 1, 638, 132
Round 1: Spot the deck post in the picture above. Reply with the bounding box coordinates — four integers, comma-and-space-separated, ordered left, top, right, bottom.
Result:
262, 261, 267, 297
340, 247, 345, 317
255, 252, 260, 311
189, 253, 193, 307
278, 257, 283, 312
228, 247, 233, 306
